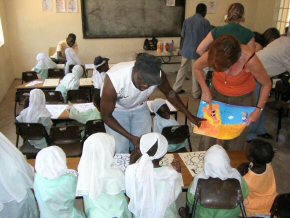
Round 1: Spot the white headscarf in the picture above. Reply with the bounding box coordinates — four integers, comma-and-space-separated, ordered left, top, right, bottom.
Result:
76, 133, 125, 200
65, 48, 81, 74
151, 98, 166, 114
59, 65, 83, 90
190, 144, 242, 194
0, 132, 34, 211
35, 52, 57, 70
16, 89, 51, 123
35, 146, 68, 179
126, 133, 181, 218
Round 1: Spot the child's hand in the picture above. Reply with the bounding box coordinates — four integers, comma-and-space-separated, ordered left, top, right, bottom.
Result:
171, 159, 181, 173
237, 162, 250, 176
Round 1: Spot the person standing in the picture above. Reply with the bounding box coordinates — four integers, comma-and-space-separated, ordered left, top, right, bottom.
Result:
173, 3, 211, 98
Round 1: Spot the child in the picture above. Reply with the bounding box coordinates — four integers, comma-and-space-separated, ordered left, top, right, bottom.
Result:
238, 139, 277, 217
16, 88, 53, 149
65, 47, 81, 74
34, 52, 57, 79
76, 133, 132, 218
55, 65, 83, 102
92, 56, 110, 90
34, 146, 85, 218
125, 132, 183, 218
0, 132, 38, 218
151, 98, 187, 152
187, 144, 248, 218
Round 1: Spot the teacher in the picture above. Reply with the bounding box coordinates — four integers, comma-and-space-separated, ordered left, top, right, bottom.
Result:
101, 53, 202, 153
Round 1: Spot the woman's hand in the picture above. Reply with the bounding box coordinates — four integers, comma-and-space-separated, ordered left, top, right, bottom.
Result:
247, 109, 262, 126
131, 135, 140, 151
201, 88, 213, 107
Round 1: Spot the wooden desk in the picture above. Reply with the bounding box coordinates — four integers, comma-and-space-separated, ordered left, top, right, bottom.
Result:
27, 151, 246, 189
141, 50, 181, 64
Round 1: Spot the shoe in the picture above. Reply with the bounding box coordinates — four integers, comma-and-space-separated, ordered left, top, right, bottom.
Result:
257, 133, 273, 139
176, 89, 185, 94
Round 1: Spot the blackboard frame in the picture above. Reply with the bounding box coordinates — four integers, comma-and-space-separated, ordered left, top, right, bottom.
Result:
81, 0, 186, 39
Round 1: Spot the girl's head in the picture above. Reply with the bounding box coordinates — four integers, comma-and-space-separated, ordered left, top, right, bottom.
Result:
151, 98, 170, 119
225, 3, 245, 23
208, 35, 241, 72
247, 139, 274, 165
263, 27, 280, 46
29, 89, 46, 107
35, 146, 67, 179
72, 65, 83, 79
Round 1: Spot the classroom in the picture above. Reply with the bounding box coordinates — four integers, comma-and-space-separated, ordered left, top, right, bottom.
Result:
0, 0, 290, 217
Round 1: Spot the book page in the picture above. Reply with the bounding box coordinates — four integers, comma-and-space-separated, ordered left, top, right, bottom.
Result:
80, 78, 93, 86
25, 80, 43, 87
43, 79, 60, 87
72, 102, 95, 112
46, 104, 68, 119
178, 151, 206, 177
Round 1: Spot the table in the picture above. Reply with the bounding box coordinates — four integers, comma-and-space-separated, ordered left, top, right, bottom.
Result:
141, 50, 181, 64
27, 151, 246, 189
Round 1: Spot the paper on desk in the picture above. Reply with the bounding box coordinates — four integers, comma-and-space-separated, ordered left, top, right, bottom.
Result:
147, 99, 177, 112
85, 64, 95, 70
25, 80, 43, 87
80, 78, 93, 86
178, 151, 206, 177
46, 104, 68, 119
43, 79, 60, 87
56, 64, 65, 69
72, 102, 95, 112
114, 154, 130, 172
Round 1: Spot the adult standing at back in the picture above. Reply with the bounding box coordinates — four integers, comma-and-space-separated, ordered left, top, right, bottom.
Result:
173, 3, 211, 98
197, 2, 255, 55
51, 33, 79, 64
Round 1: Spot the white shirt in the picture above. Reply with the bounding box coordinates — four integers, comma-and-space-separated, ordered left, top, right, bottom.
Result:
257, 36, 290, 77
106, 61, 157, 111
92, 69, 106, 90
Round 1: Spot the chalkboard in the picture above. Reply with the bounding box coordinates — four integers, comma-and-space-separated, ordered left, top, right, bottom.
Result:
81, 0, 185, 38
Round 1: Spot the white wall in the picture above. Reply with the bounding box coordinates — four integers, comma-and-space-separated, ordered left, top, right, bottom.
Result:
0, 0, 14, 102
3, 0, 277, 80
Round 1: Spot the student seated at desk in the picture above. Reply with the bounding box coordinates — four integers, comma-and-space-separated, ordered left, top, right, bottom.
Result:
69, 92, 101, 124
34, 52, 57, 79
126, 133, 183, 218
186, 145, 248, 218
76, 133, 132, 218
34, 146, 85, 218
237, 139, 277, 217
151, 98, 187, 152
92, 56, 110, 90
16, 89, 53, 149
0, 132, 38, 218
65, 47, 81, 75
56, 65, 83, 102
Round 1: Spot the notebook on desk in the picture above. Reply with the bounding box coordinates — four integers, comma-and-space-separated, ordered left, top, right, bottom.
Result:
80, 78, 93, 86
43, 79, 60, 87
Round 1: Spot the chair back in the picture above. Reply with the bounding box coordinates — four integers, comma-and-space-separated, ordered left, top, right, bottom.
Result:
192, 178, 247, 218
15, 91, 30, 116
47, 68, 65, 78
91, 88, 101, 111
22, 71, 38, 84
161, 125, 192, 151
270, 193, 290, 218
43, 90, 64, 104
67, 89, 91, 103
85, 119, 106, 139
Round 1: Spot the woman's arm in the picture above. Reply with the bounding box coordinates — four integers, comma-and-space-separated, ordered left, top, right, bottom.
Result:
196, 32, 214, 56
247, 37, 256, 50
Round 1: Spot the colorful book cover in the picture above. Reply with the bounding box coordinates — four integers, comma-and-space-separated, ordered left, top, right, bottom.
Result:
193, 100, 255, 140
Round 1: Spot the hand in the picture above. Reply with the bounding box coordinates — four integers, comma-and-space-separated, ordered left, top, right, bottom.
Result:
171, 158, 181, 173
247, 109, 261, 126
201, 88, 212, 106
237, 162, 250, 176
131, 135, 140, 151
190, 115, 206, 128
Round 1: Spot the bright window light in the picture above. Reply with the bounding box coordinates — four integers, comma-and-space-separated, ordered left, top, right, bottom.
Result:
275, 0, 290, 35
0, 17, 4, 47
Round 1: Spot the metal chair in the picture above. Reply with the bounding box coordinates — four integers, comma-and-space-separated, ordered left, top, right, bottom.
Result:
43, 90, 64, 104
84, 119, 106, 140
91, 88, 101, 110
15, 122, 50, 159
47, 68, 65, 78
22, 71, 38, 84
67, 89, 91, 103
14, 90, 30, 117
270, 193, 290, 218
50, 125, 83, 157
161, 125, 192, 152
191, 178, 247, 218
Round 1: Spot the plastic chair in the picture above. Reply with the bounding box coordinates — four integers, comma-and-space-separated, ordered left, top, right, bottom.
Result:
84, 119, 106, 140
161, 125, 192, 152
14, 90, 30, 117
15, 122, 51, 159
67, 89, 91, 103
270, 193, 290, 218
191, 178, 247, 218
22, 71, 38, 84
50, 125, 83, 157
43, 90, 64, 104
47, 68, 65, 78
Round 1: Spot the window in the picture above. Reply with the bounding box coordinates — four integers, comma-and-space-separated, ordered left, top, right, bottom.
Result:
276, 0, 290, 35
0, 17, 4, 47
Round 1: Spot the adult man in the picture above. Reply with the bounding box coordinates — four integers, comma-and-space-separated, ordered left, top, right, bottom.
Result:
101, 53, 202, 153
51, 33, 78, 64
173, 3, 211, 98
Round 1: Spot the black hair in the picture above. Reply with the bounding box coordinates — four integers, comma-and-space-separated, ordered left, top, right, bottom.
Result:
253, 31, 266, 47
196, 3, 207, 17
263, 28, 280, 46
249, 139, 274, 165
147, 139, 158, 157
67, 33, 76, 41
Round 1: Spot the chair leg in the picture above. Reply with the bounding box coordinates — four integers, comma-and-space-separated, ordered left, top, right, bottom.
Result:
191, 198, 198, 218
276, 107, 283, 141
240, 203, 247, 218
188, 137, 192, 152
16, 134, 19, 148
